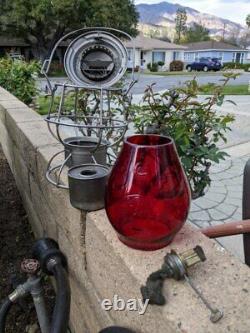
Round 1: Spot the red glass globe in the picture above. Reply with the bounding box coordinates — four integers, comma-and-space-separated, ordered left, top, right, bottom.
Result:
105, 135, 191, 251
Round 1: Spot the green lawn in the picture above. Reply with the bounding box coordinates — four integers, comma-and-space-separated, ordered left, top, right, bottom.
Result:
36, 95, 75, 115
36, 96, 54, 115
49, 68, 67, 77
200, 84, 250, 95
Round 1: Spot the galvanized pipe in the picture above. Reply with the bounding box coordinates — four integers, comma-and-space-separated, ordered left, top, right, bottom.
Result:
29, 276, 50, 333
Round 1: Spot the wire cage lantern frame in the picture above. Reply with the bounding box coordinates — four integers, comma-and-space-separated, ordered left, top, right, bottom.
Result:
41, 27, 136, 189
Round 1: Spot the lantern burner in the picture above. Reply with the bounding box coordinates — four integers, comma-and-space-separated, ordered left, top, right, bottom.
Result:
81, 45, 115, 81
141, 246, 223, 323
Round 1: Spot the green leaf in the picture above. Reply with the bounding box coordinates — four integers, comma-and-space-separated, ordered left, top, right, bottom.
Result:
128, 72, 235, 199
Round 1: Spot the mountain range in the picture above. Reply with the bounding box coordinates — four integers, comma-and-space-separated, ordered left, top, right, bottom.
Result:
136, 2, 246, 41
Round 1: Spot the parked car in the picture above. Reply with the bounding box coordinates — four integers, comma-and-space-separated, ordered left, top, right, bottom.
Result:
186, 57, 222, 72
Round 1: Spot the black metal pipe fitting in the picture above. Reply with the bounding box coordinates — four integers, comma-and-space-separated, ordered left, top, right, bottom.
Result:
0, 298, 13, 333
1, 238, 137, 333
32, 238, 67, 275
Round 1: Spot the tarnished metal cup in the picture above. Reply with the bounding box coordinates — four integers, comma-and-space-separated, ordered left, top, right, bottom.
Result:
68, 164, 110, 211
64, 137, 107, 167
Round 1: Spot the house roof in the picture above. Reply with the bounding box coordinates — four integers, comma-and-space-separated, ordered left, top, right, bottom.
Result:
0, 34, 187, 51
124, 34, 187, 51
0, 35, 70, 47
0, 36, 29, 47
184, 41, 247, 51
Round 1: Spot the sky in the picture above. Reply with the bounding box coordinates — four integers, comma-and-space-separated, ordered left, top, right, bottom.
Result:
134, 0, 250, 25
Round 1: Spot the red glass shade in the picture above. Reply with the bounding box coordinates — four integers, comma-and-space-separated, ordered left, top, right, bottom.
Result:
105, 135, 191, 251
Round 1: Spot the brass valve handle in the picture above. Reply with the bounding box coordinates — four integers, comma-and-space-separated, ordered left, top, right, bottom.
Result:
141, 246, 206, 305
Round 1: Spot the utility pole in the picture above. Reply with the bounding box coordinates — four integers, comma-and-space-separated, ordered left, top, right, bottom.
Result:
222, 23, 226, 41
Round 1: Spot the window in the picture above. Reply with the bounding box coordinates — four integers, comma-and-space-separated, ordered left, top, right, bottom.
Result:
152, 51, 165, 63
218, 52, 223, 61
173, 51, 180, 60
127, 49, 132, 61
184, 53, 193, 61
241, 53, 245, 63
235, 52, 244, 64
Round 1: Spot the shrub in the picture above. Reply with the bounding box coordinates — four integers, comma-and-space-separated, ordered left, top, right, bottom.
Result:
0, 58, 39, 105
147, 62, 158, 72
131, 73, 238, 199
223, 62, 250, 72
157, 61, 165, 67
151, 62, 159, 72
245, 64, 250, 72
223, 62, 238, 69
170, 60, 184, 71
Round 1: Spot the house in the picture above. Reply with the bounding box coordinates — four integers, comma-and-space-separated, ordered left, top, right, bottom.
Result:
247, 46, 250, 62
124, 34, 187, 70
0, 36, 31, 59
0, 34, 187, 71
184, 41, 249, 64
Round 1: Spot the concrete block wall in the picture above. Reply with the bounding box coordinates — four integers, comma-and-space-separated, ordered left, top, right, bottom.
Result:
0, 86, 250, 333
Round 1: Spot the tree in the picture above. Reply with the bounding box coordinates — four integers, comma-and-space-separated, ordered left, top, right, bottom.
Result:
149, 28, 161, 39
183, 23, 210, 43
246, 14, 250, 28
158, 36, 171, 43
0, 0, 138, 61
223, 27, 240, 46
222, 23, 227, 41
239, 31, 250, 48
174, 8, 187, 43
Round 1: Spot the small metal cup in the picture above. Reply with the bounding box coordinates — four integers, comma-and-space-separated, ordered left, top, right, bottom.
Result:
64, 137, 108, 167
68, 164, 110, 211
